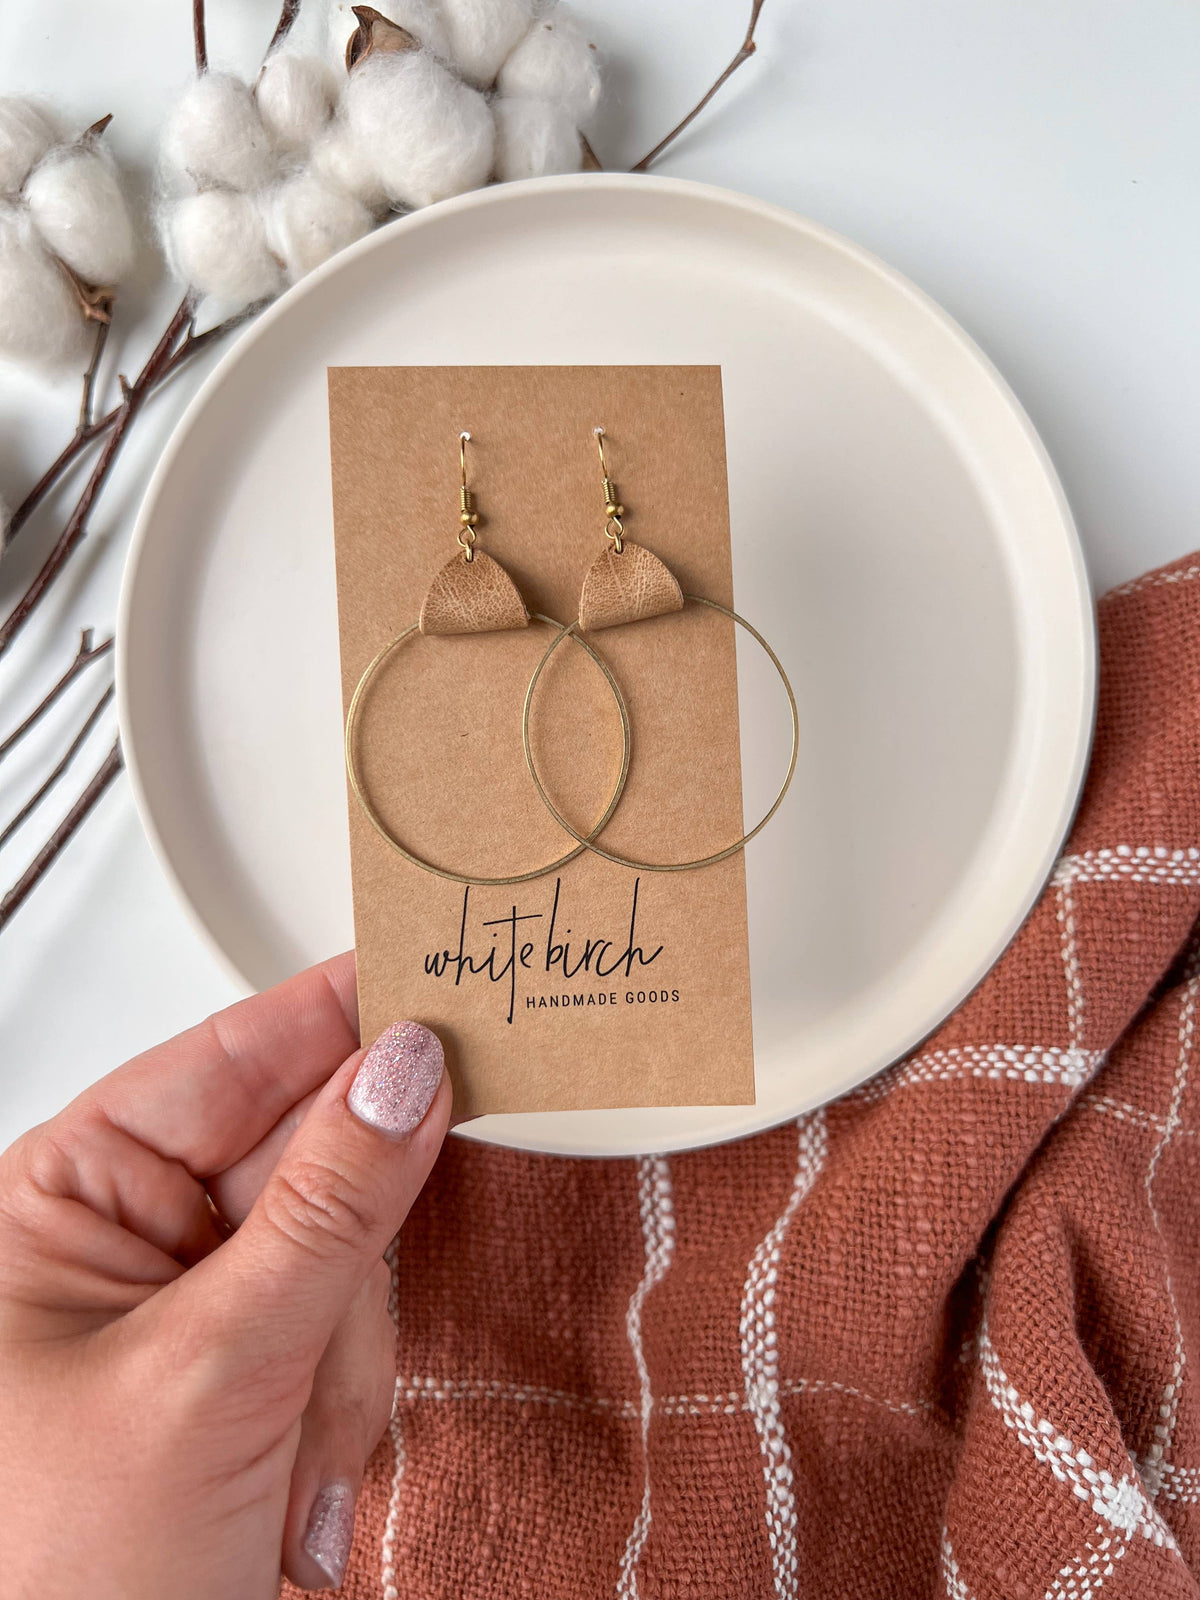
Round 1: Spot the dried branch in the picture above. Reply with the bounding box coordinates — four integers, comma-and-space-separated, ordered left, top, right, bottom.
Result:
0, 682, 114, 851
0, 739, 123, 931
4, 416, 108, 548
193, 0, 208, 74
77, 311, 110, 432
172, 300, 259, 365
0, 294, 262, 657
266, 0, 303, 57
0, 0, 311, 929
0, 630, 113, 761
0, 298, 192, 659
630, 0, 766, 172
3, 322, 112, 547
4, 304, 253, 550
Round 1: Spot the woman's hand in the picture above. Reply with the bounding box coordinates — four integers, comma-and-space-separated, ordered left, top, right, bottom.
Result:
0, 952, 450, 1598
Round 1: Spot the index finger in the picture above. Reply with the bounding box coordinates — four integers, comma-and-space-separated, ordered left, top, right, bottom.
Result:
74, 951, 360, 1177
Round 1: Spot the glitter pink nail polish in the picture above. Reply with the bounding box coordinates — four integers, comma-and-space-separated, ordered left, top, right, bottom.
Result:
347, 1020, 443, 1137
303, 1480, 355, 1587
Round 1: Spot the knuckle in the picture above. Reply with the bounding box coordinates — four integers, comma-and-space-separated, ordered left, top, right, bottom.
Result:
5, 1125, 69, 1196
0, 1130, 69, 1240
263, 1159, 381, 1257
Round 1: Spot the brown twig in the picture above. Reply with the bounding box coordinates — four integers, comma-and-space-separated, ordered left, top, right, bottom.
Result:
266, 0, 303, 57
3, 413, 111, 548
0, 739, 123, 931
193, 0, 208, 74
0, 0, 303, 928
630, 0, 766, 172
0, 296, 264, 656
0, 682, 114, 851
0, 629, 113, 761
3, 320, 111, 548
77, 311, 110, 432
0, 300, 190, 657
173, 301, 258, 365
4, 304, 252, 549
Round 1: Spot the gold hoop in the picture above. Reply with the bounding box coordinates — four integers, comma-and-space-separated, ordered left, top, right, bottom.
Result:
346, 614, 631, 886
522, 596, 799, 873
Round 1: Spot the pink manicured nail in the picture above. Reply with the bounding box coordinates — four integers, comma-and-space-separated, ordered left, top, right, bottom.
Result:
348, 1020, 443, 1137
303, 1480, 355, 1587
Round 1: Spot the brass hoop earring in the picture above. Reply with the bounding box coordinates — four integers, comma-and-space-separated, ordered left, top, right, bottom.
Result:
520, 429, 799, 874
345, 432, 632, 886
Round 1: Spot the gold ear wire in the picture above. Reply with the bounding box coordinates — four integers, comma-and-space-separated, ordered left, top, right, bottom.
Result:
516, 425, 801, 872
344, 422, 632, 886
593, 427, 625, 553
457, 430, 479, 560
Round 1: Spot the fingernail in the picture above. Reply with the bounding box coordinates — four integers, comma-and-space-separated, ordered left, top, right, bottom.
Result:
348, 1020, 443, 1137
303, 1480, 355, 1587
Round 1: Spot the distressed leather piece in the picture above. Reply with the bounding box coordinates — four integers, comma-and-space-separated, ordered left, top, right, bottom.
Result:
577, 540, 684, 632
419, 550, 530, 636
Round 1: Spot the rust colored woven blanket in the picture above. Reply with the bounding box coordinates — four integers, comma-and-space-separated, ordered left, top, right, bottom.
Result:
294, 553, 1200, 1599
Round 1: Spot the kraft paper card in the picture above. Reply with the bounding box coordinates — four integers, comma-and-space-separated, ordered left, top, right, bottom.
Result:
328, 365, 754, 1117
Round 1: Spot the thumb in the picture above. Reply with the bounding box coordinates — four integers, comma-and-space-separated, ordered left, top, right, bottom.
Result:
202, 1020, 450, 1368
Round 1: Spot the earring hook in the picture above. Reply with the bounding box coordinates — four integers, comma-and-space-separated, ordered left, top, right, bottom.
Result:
593, 427, 625, 553
457, 430, 478, 560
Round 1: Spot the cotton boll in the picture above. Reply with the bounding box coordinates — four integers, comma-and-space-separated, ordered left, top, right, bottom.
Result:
256, 54, 337, 154
162, 72, 280, 192
497, 9, 601, 123
386, 0, 454, 62
346, 53, 494, 209
493, 97, 581, 181
438, 0, 536, 87
165, 190, 284, 310
0, 209, 86, 369
25, 146, 136, 286
310, 118, 390, 212
0, 98, 59, 196
265, 170, 373, 280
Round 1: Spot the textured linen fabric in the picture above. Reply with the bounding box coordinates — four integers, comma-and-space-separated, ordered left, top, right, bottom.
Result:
288, 553, 1200, 1599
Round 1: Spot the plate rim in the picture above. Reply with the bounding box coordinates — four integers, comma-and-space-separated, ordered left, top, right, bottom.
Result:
117, 171, 1096, 1156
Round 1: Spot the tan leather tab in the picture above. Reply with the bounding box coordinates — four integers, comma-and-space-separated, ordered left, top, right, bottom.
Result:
419, 550, 530, 635
578, 540, 685, 632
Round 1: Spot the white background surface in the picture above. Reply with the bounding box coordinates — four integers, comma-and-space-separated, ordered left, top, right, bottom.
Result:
1, 0, 1197, 1150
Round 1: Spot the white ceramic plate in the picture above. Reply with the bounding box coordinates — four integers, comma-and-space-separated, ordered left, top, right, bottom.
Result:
118, 174, 1094, 1157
